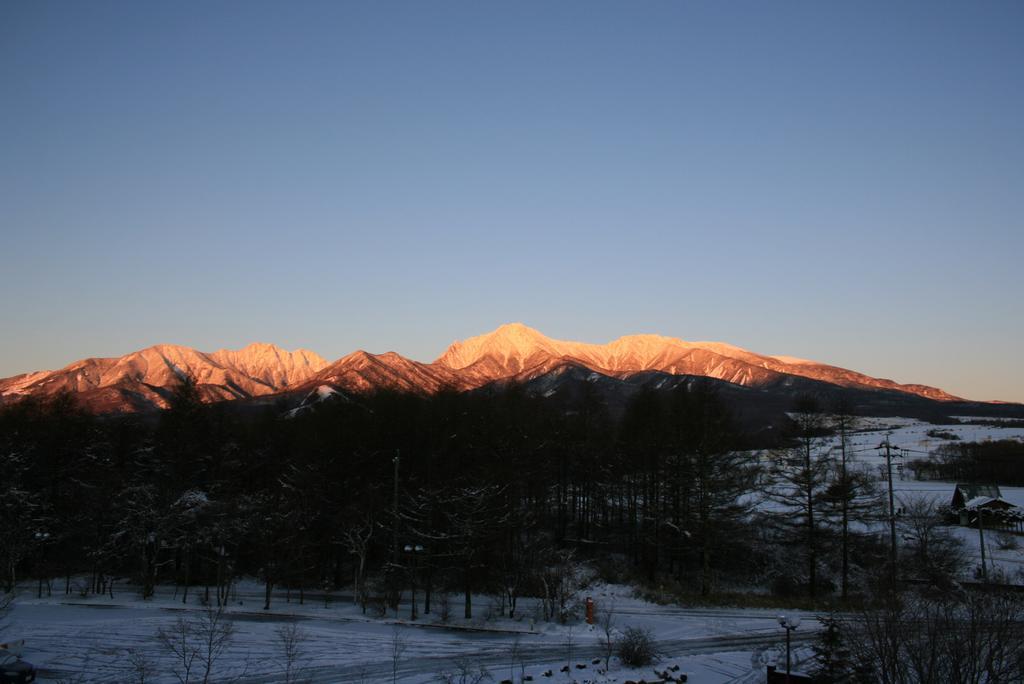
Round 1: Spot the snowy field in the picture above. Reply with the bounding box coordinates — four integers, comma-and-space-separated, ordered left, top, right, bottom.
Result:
5, 582, 818, 683
822, 414, 1024, 582
826, 415, 1024, 473
6, 415, 1022, 683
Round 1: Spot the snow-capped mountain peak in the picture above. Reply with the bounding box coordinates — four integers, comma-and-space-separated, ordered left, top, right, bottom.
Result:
0, 342, 329, 412
434, 324, 963, 401
0, 324, 968, 413
436, 322, 565, 371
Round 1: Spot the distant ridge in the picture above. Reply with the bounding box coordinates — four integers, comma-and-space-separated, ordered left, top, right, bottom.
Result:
0, 343, 328, 412
433, 323, 960, 401
0, 323, 967, 414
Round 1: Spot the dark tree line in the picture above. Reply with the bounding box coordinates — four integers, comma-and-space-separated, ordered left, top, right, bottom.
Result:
908, 440, 1024, 485
810, 589, 1024, 683
0, 379, 908, 611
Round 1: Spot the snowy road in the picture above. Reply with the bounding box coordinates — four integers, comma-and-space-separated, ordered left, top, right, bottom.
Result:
237, 630, 816, 683
8, 593, 817, 683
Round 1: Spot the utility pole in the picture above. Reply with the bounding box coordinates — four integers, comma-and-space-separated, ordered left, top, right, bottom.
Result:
836, 412, 851, 601
879, 437, 899, 587
390, 450, 400, 617
392, 450, 400, 569
977, 505, 989, 584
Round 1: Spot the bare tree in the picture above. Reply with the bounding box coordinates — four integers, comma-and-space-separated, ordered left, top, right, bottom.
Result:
119, 648, 158, 684
767, 397, 833, 597
343, 515, 374, 612
157, 605, 237, 684
0, 592, 13, 638
390, 626, 407, 684
843, 590, 1024, 683
158, 615, 200, 684
539, 549, 578, 623
436, 657, 491, 684
898, 494, 966, 587
564, 624, 575, 677
508, 634, 523, 684
670, 383, 759, 596
442, 484, 509, 620
195, 605, 237, 683
830, 401, 858, 600
598, 603, 617, 671
819, 455, 879, 601
275, 621, 308, 684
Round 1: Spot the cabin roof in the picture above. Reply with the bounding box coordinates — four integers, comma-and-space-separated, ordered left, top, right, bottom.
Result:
956, 483, 1002, 500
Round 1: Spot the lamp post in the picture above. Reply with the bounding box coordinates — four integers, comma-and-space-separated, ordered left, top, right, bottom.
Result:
777, 614, 801, 682
403, 544, 424, 620
215, 543, 228, 607
34, 531, 51, 599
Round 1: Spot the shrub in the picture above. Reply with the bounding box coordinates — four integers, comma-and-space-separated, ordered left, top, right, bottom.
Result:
367, 593, 388, 618
438, 592, 452, 623
996, 532, 1019, 551
617, 626, 656, 666
770, 573, 800, 598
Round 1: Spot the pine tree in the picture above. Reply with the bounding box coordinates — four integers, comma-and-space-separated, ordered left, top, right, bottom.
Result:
767, 397, 833, 598
811, 615, 854, 683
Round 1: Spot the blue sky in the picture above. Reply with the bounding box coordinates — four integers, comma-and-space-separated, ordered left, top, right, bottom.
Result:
2, 1, 1022, 401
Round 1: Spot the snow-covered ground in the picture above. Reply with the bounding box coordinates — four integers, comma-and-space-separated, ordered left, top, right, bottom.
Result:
824, 415, 1024, 582
5, 581, 818, 683
7, 416, 1022, 682
760, 415, 1024, 474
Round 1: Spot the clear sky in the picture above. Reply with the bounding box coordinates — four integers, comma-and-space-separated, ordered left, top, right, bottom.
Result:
2, 1, 1022, 402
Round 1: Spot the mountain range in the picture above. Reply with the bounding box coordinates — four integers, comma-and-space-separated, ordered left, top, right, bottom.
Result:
0, 343, 328, 413
1, 323, 1010, 419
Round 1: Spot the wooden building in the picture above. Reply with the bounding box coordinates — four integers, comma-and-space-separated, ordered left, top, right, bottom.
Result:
951, 483, 1024, 531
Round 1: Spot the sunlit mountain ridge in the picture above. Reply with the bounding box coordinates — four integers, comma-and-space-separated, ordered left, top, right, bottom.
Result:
0, 323, 967, 413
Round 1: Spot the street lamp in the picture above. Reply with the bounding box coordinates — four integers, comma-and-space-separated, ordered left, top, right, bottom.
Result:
34, 531, 51, 599
777, 614, 801, 682
403, 544, 425, 620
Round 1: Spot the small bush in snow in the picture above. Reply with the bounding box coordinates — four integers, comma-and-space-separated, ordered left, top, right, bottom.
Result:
435, 656, 491, 683
276, 621, 308, 684
996, 532, 1019, 551
617, 626, 657, 667
485, 596, 502, 622
119, 648, 158, 684
366, 593, 388, 618
438, 592, 452, 623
